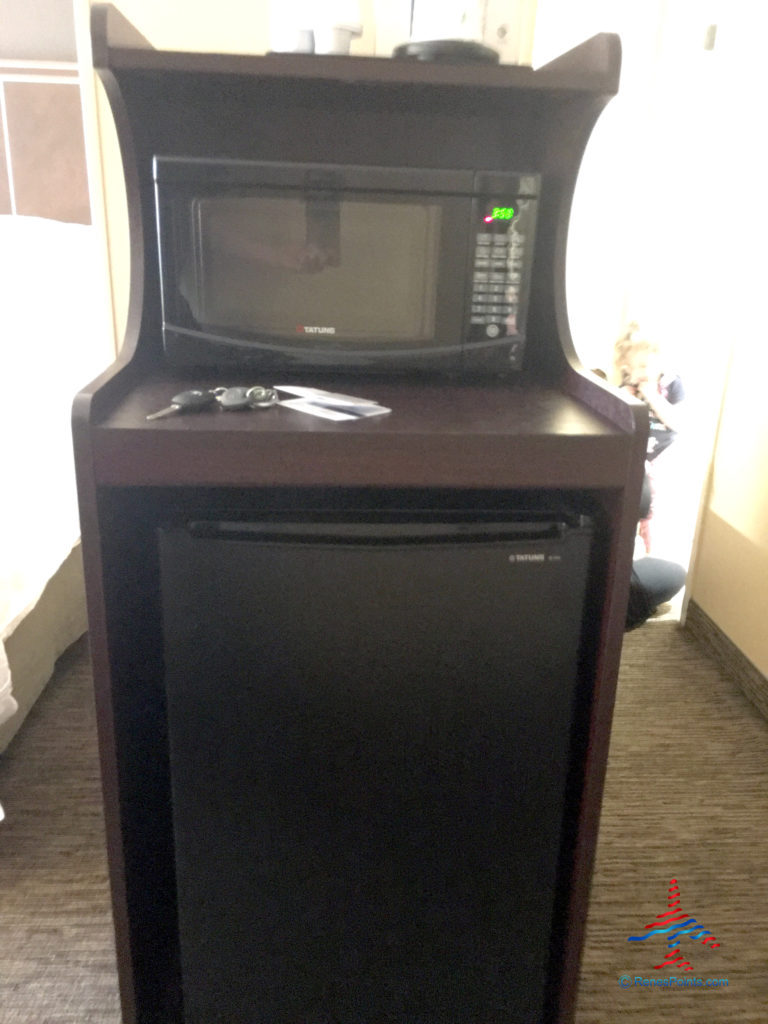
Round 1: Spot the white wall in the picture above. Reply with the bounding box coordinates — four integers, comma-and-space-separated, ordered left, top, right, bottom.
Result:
87, 2, 535, 63
93, 0, 415, 57
535, 0, 723, 379
534, 1, 732, 565
536, 0, 768, 671
687, 3, 768, 675
2, 0, 78, 60
96, 0, 271, 54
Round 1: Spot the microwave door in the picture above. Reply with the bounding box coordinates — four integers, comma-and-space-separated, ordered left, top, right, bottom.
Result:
163, 180, 473, 370
190, 194, 449, 345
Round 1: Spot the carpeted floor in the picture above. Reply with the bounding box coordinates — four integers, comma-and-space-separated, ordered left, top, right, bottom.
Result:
0, 637, 120, 1024
575, 622, 768, 1022
0, 623, 766, 1023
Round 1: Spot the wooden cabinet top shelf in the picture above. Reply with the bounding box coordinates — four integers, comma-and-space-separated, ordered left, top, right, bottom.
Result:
91, 5, 620, 97
88, 375, 633, 490
97, 47, 615, 96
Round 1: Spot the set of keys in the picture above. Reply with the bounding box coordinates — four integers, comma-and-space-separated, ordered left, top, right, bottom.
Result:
146, 385, 279, 421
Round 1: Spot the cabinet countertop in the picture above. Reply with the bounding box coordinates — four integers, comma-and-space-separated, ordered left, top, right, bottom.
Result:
87, 375, 631, 489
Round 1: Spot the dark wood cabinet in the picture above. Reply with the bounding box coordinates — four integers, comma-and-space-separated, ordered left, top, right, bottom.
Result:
74, 8, 647, 1022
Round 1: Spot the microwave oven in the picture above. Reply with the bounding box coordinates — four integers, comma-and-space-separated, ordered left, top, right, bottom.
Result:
154, 157, 539, 375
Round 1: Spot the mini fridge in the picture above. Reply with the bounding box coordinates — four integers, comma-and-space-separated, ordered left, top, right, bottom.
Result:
158, 509, 593, 1024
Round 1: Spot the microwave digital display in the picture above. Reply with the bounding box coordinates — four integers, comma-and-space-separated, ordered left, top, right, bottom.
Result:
154, 158, 539, 375
485, 206, 515, 221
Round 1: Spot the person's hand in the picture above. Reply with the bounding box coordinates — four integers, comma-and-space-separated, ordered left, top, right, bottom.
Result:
636, 381, 681, 430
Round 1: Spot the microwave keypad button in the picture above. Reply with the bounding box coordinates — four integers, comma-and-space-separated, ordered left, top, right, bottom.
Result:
473, 272, 490, 283
471, 316, 486, 325
490, 272, 506, 283
474, 257, 490, 268
485, 323, 501, 338
476, 234, 493, 245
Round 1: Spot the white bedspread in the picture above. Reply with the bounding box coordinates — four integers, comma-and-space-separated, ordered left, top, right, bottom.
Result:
0, 215, 115, 731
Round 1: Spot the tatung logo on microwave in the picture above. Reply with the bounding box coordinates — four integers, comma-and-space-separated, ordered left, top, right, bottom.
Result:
297, 325, 337, 335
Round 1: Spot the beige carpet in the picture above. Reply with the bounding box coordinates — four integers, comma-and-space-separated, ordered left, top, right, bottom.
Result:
0, 624, 766, 1023
575, 622, 768, 1022
0, 638, 119, 1024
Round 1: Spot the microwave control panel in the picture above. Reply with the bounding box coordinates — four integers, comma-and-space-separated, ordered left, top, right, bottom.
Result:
468, 194, 538, 369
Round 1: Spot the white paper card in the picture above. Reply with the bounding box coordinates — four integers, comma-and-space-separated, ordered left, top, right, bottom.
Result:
279, 398, 361, 421
275, 385, 381, 407
275, 386, 391, 420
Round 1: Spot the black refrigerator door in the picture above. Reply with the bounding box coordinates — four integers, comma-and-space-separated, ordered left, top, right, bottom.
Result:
159, 513, 593, 1024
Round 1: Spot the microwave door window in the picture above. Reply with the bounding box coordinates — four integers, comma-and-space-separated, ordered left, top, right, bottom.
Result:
187, 197, 440, 344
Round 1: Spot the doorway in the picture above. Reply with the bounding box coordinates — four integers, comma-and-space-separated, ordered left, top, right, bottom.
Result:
553, 1, 733, 619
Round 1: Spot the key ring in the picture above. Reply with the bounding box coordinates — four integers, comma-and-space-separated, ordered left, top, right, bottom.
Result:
247, 386, 279, 409
211, 385, 279, 410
